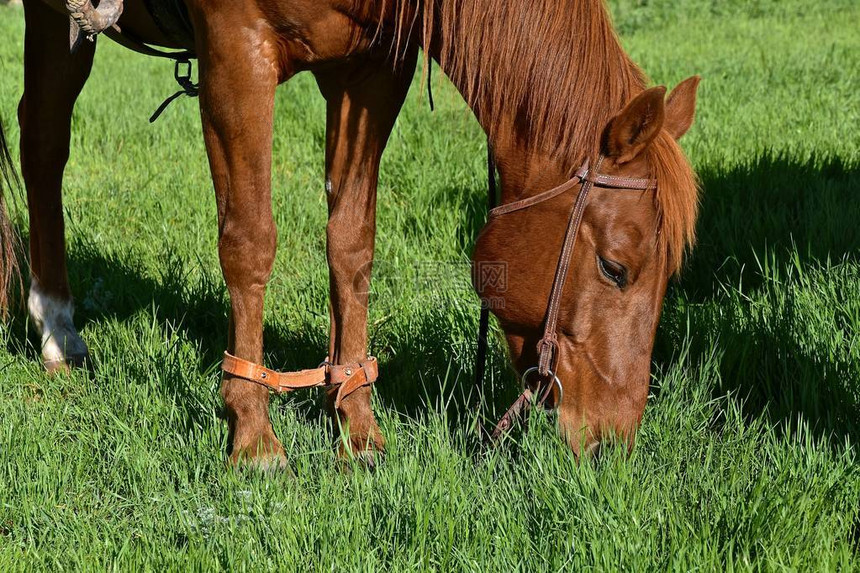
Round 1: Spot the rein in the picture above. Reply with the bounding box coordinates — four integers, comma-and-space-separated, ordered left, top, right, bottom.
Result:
476, 153, 657, 441
473, 147, 498, 401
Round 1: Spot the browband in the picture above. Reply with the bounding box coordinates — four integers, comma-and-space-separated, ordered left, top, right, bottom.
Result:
488, 157, 657, 218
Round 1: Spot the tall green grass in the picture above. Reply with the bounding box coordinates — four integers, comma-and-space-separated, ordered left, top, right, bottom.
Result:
1, 1, 858, 569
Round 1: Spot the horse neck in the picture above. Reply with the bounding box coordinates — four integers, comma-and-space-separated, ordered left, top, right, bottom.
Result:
479, 117, 574, 206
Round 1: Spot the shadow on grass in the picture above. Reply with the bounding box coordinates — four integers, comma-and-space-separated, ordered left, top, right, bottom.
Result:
682, 151, 860, 296
1, 238, 322, 430
654, 152, 860, 444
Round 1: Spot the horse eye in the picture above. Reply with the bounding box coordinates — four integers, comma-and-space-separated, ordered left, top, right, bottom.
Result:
598, 256, 628, 289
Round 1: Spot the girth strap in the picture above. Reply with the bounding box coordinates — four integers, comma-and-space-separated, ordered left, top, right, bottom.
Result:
221, 352, 378, 409
103, 27, 195, 60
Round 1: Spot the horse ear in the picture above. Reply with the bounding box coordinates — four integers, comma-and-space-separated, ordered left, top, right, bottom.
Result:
604, 86, 666, 164
664, 76, 701, 140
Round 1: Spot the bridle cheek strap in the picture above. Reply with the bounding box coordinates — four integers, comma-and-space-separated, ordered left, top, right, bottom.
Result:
536, 164, 596, 375
221, 352, 378, 409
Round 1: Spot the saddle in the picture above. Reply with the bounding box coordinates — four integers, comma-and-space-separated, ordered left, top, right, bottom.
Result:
66, 0, 194, 53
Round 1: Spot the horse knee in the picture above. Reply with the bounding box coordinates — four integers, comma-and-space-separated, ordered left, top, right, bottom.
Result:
218, 216, 277, 288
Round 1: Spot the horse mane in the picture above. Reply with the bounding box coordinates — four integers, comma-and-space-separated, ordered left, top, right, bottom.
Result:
360, 0, 699, 272
646, 131, 700, 273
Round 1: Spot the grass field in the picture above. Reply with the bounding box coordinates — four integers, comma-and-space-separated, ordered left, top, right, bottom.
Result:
1, 0, 859, 569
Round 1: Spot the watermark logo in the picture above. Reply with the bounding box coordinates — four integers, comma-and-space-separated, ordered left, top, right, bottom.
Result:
473, 261, 508, 293
342, 259, 508, 311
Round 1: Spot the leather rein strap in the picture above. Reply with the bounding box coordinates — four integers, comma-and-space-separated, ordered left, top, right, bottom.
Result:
480, 154, 657, 440
221, 352, 378, 410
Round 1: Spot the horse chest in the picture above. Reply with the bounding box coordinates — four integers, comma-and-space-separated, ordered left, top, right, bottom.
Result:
238, 1, 380, 71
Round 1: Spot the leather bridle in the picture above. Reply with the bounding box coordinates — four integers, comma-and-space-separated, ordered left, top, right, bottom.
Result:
478, 154, 657, 440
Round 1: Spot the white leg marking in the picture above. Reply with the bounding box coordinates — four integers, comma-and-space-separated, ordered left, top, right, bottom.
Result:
28, 279, 88, 363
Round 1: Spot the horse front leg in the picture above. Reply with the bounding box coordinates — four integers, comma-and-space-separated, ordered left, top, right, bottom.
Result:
314, 51, 417, 462
19, 0, 95, 372
193, 14, 287, 468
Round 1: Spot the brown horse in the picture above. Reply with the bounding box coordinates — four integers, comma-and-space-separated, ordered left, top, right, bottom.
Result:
0, 0, 700, 467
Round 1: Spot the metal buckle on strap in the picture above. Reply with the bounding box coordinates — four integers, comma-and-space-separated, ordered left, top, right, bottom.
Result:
521, 367, 563, 406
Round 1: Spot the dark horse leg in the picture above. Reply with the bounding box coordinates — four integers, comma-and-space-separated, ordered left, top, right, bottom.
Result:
20, 0, 95, 372
191, 6, 288, 468
314, 51, 416, 460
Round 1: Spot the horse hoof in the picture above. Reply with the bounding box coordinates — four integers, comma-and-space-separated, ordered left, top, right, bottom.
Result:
43, 353, 90, 374
228, 433, 292, 475
231, 450, 293, 475
339, 440, 385, 471
355, 448, 384, 470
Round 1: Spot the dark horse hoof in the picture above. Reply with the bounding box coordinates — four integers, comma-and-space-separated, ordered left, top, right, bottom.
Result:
230, 450, 294, 477
43, 353, 90, 375
338, 442, 385, 472
355, 448, 384, 470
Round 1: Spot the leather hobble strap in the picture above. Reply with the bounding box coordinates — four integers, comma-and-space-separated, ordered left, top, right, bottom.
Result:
327, 357, 379, 410
221, 352, 378, 408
